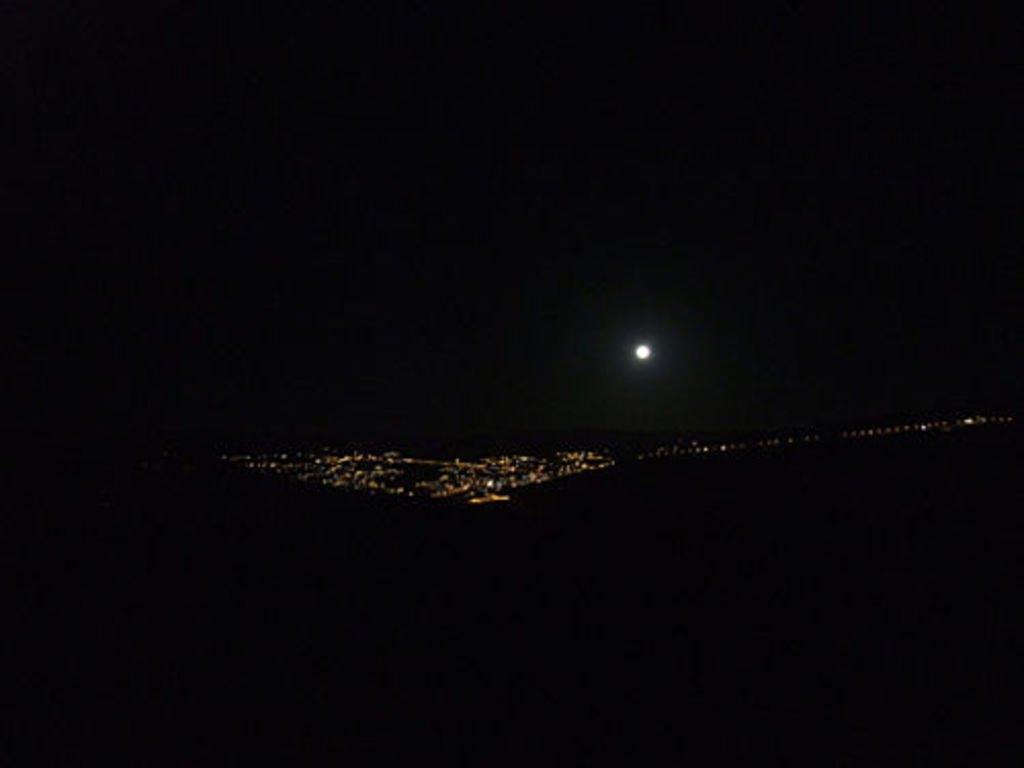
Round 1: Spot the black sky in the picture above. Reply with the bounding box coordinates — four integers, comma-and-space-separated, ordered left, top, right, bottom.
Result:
7, 3, 1022, 437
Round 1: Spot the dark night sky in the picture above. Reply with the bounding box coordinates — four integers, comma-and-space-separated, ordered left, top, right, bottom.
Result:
6, 3, 1022, 436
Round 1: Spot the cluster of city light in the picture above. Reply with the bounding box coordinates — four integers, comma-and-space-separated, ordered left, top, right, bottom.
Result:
839, 415, 1012, 439
224, 448, 615, 503
223, 414, 1010, 498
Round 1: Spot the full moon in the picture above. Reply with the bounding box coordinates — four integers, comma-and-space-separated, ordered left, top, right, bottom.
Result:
635, 344, 651, 360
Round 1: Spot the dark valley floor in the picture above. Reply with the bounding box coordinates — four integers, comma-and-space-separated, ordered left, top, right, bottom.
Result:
4, 425, 1022, 764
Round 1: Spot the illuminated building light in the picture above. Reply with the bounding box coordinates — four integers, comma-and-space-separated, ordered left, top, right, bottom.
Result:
468, 494, 510, 504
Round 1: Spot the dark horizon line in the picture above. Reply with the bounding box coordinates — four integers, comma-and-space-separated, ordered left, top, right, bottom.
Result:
13, 398, 1019, 452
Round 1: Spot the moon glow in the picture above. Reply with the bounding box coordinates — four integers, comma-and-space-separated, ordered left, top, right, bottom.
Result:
635, 344, 651, 360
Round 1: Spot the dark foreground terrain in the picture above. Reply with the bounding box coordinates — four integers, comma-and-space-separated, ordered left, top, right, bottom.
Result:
4, 426, 1022, 764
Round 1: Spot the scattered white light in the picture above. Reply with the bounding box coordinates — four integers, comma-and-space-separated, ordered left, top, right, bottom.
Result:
635, 344, 651, 360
